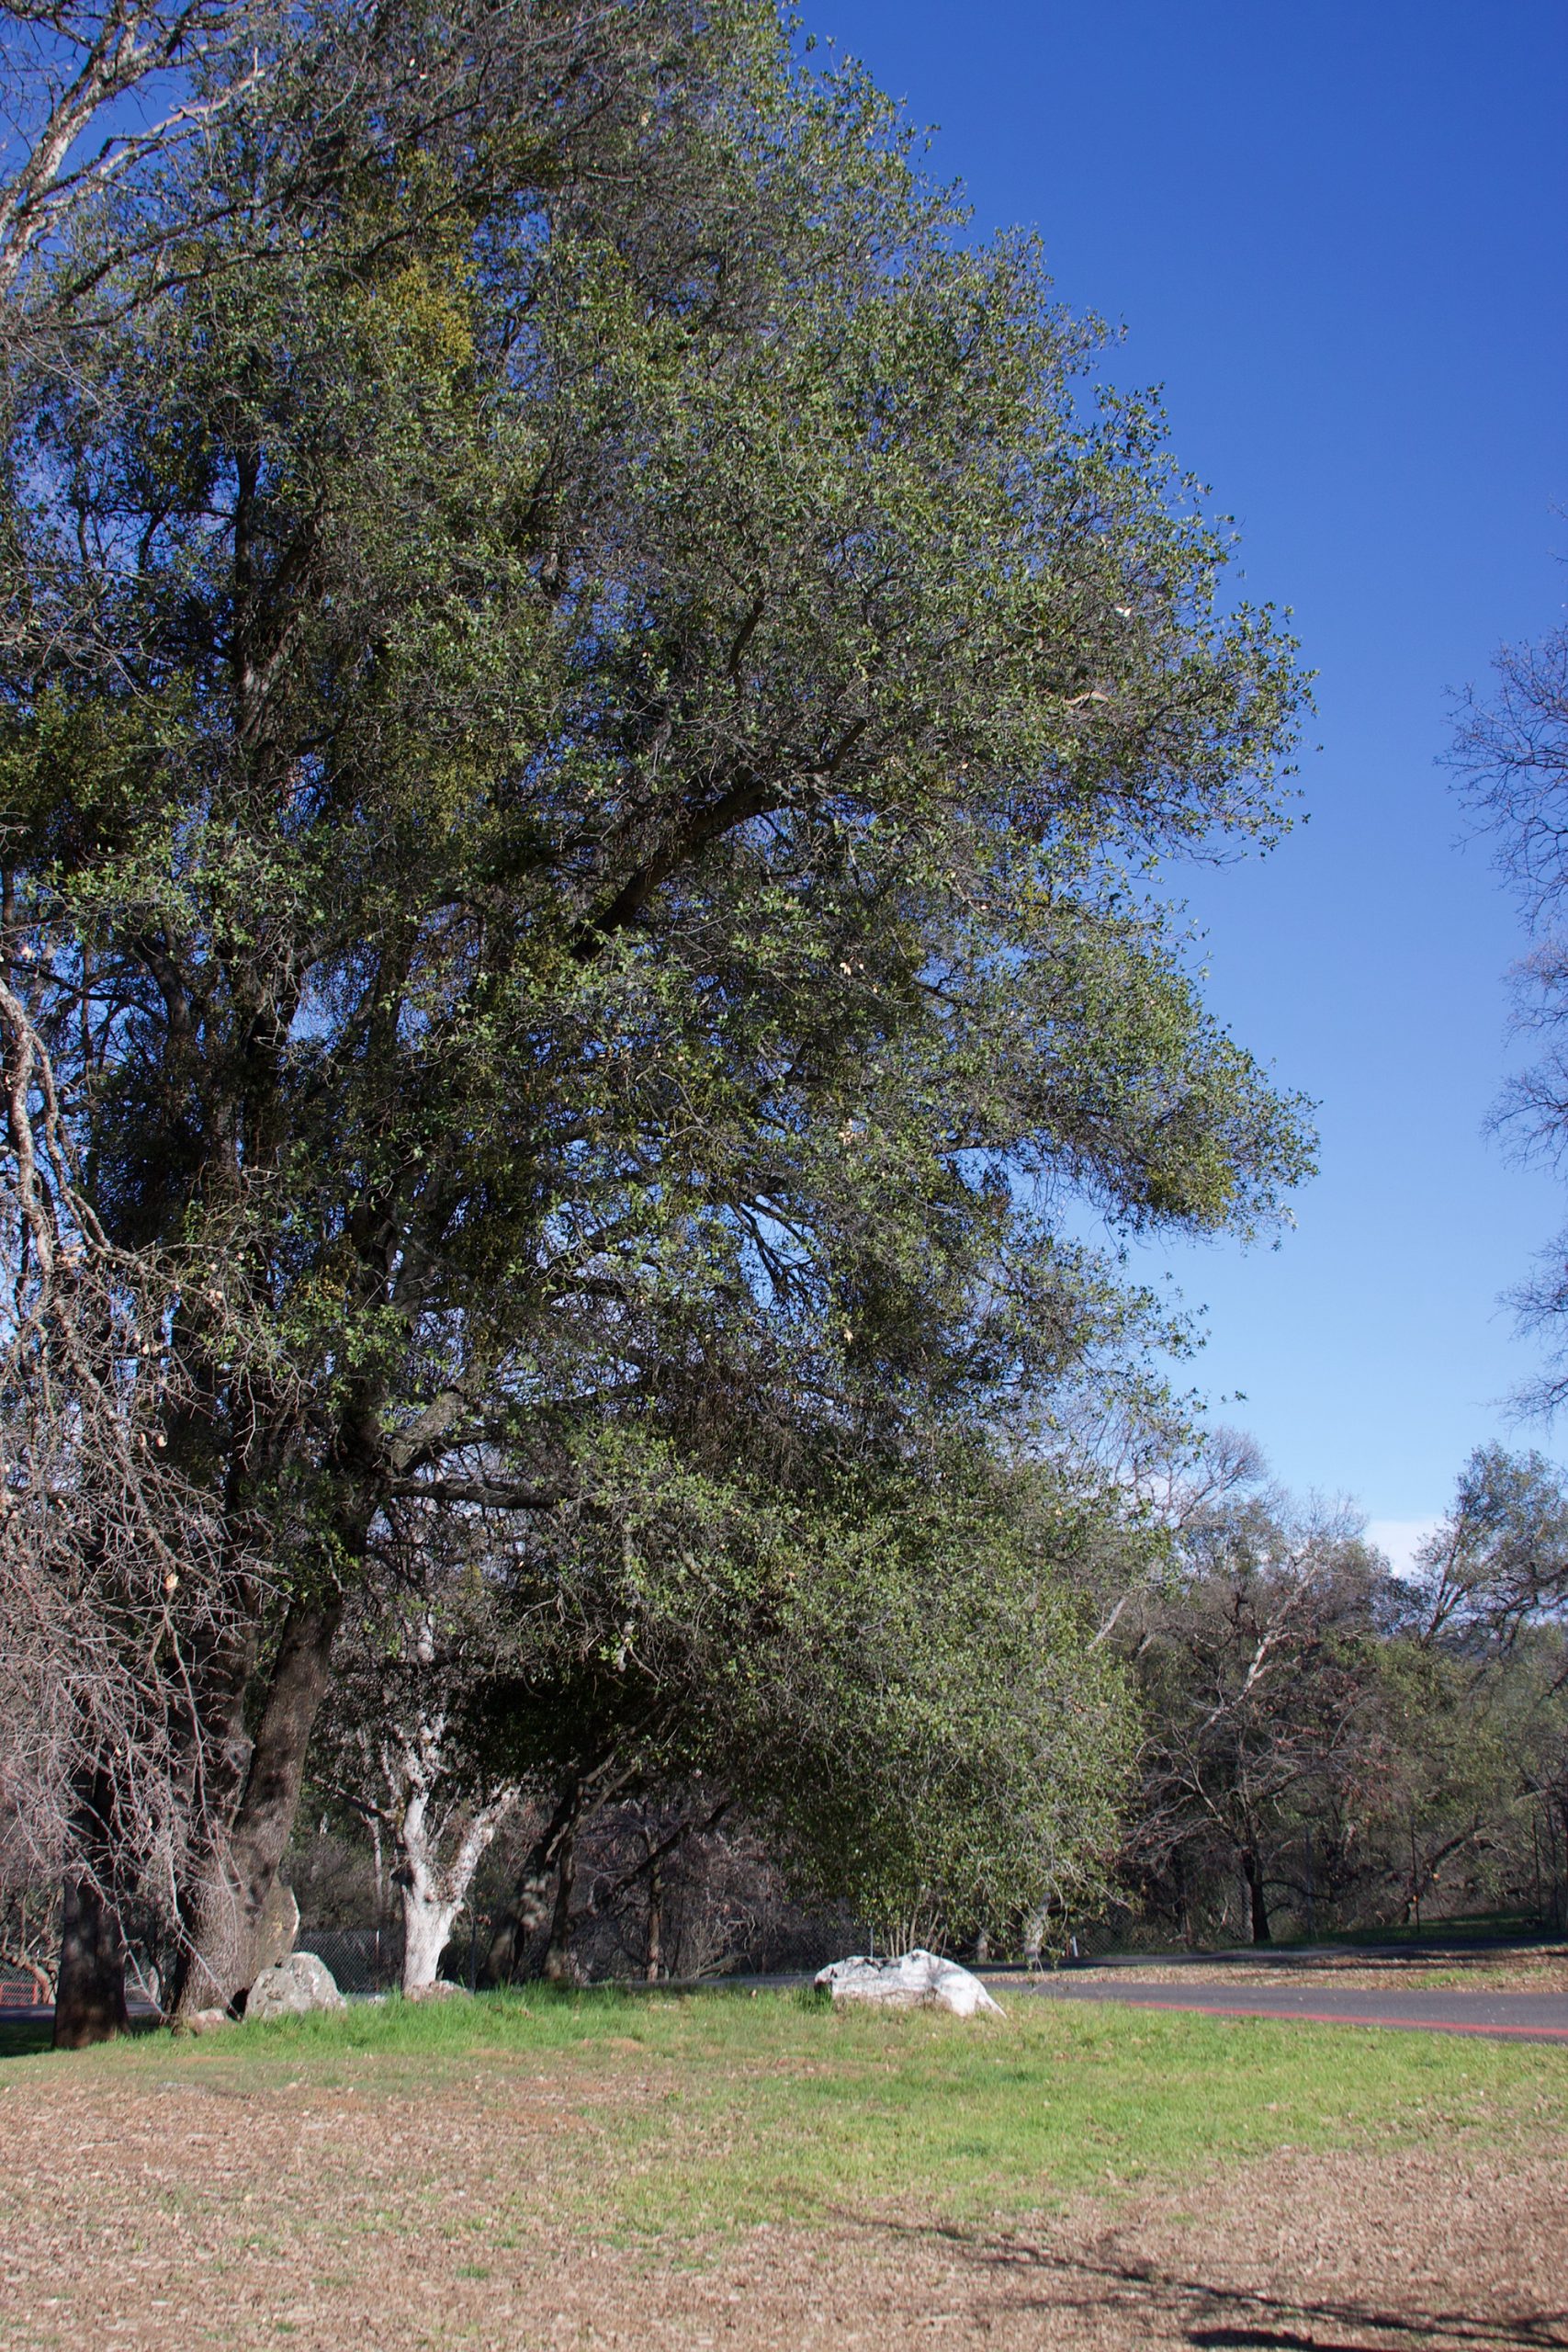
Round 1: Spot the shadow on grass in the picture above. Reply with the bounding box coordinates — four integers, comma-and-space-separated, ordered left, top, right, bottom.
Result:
0, 2011, 166, 2062
854, 2213, 1568, 2352
0, 2018, 52, 2059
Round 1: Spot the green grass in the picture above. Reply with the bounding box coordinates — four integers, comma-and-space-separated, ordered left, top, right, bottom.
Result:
1079, 1909, 1559, 1960
6, 1986, 1564, 2239
1280, 1912, 1554, 1950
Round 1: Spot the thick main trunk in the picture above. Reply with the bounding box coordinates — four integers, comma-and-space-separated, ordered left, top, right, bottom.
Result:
174, 1598, 341, 2018
53, 1769, 131, 2048
400, 1881, 461, 1996
397, 1779, 517, 1996
52, 1872, 130, 2048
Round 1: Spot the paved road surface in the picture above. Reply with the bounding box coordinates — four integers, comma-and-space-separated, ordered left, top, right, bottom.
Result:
0, 2000, 160, 2036
1011, 1978, 1568, 2043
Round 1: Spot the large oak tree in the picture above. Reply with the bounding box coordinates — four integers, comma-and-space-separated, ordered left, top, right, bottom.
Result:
2, 0, 1311, 2027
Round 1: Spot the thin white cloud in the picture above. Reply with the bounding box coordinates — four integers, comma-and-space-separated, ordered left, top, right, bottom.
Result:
1366, 1517, 1441, 1577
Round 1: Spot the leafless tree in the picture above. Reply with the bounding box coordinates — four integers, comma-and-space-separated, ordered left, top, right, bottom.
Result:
0, 978, 261, 2040
0, 1, 265, 304
1452, 621, 1568, 918
1122, 1476, 1389, 1946
1451, 618, 1568, 1406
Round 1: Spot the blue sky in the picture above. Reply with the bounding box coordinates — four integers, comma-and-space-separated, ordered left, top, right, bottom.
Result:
824, 0, 1568, 1552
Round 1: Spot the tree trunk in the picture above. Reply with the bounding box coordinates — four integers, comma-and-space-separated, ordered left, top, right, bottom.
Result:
395, 1783, 516, 1996
484, 1772, 588, 1984
1242, 1849, 1271, 1945
173, 1598, 341, 2019
646, 1856, 662, 1983
52, 1871, 130, 2048
482, 1880, 544, 1986
400, 1876, 460, 1996
542, 1821, 578, 1984
52, 1768, 130, 2047
1173, 1850, 1195, 1951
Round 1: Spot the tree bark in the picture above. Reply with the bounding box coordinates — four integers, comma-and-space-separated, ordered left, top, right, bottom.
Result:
1242, 1849, 1271, 1944
645, 1856, 662, 1982
396, 1780, 518, 1996
542, 1820, 578, 1984
52, 1871, 130, 2048
484, 1770, 591, 1984
400, 1878, 460, 1996
52, 1767, 130, 2048
173, 1597, 342, 2018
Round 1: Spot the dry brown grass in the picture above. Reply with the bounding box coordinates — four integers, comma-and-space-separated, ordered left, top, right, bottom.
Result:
1, 1990, 1562, 2350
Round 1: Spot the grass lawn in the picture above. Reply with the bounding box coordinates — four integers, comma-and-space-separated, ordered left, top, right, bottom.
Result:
6, 1985, 1562, 2238
6, 1991, 1566, 2350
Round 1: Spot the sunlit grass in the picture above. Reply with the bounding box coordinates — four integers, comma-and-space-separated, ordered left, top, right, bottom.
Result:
6, 1985, 1563, 2237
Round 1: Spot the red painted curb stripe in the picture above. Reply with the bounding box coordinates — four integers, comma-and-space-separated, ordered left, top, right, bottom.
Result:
1074, 1994, 1568, 2041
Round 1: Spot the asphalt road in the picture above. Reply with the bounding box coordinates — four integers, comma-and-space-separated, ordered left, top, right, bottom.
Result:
0, 2000, 160, 2036
1013, 1978, 1568, 2043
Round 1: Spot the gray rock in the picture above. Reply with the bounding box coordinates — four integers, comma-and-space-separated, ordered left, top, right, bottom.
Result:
814, 1949, 1005, 2018
184, 2007, 232, 2036
407, 1979, 469, 2002
249, 1881, 299, 1978
243, 1950, 345, 2021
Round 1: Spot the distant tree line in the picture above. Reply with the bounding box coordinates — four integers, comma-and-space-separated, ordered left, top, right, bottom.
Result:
1105, 1434, 1568, 1949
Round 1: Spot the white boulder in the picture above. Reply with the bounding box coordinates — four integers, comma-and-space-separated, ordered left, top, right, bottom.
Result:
814, 1949, 1005, 2018
243, 1951, 345, 2021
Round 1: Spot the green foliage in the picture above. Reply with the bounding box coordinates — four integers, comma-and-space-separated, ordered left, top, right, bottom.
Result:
734, 1464, 1135, 1941
1407, 1444, 1568, 1644
1115, 1440, 1568, 1945
2, 1, 1313, 1928
6, 1, 1310, 1448
350, 1438, 1139, 1951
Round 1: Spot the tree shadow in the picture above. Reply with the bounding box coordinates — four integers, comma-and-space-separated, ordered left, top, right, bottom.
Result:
846, 2211, 1568, 2350
0, 2008, 164, 2061
0, 2016, 52, 2059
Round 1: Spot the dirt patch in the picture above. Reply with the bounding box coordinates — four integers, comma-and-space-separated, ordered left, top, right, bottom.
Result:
0, 2058, 1562, 2350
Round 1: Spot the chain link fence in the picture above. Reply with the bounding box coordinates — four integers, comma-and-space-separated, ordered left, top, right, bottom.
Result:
0, 1961, 47, 2007
295, 1927, 404, 1996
